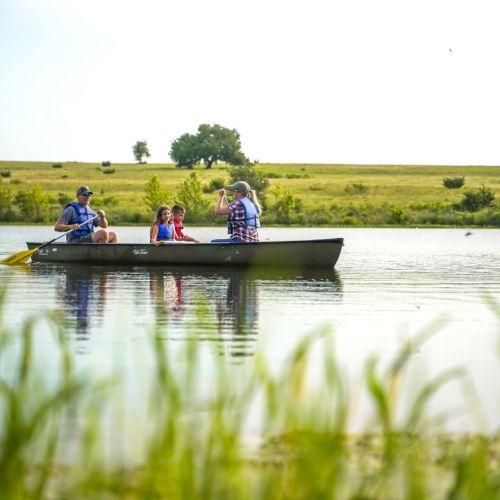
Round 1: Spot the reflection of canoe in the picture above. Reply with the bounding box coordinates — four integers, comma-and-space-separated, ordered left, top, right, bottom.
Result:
26, 238, 344, 268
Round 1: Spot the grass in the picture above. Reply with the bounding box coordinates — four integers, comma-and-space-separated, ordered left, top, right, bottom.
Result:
0, 160, 499, 225
1, 286, 500, 498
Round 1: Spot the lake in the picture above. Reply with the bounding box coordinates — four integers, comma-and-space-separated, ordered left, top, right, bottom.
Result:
1, 226, 500, 438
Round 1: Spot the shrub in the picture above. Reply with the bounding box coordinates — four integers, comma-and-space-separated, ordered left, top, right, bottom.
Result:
344, 182, 369, 195
263, 172, 283, 179
271, 185, 303, 224
341, 214, 362, 225
103, 196, 118, 205
0, 169, 11, 178
144, 175, 169, 213
443, 176, 465, 189
0, 181, 14, 219
460, 185, 495, 212
101, 160, 112, 167
285, 173, 311, 179
203, 177, 226, 193
228, 164, 269, 194
10, 178, 22, 185
14, 186, 51, 222
52, 163, 63, 168
57, 192, 72, 206
101, 168, 116, 174
117, 210, 149, 223
388, 205, 407, 224
175, 172, 209, 217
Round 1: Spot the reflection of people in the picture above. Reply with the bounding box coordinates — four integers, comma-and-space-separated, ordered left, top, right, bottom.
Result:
213, 181, 262, 243
61, 265, 109, 338
172, 205, 200, 243
149, 271, 184, 324
55, 186, 119, 244
150, 205, 176, 246
172, 275, 184, 313
226, 274, 258, 336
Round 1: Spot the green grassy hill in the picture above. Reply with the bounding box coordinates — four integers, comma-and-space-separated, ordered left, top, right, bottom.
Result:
0, 161, 499, 226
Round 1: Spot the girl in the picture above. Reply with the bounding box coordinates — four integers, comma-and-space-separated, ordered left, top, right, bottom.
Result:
150, 205, 177, 245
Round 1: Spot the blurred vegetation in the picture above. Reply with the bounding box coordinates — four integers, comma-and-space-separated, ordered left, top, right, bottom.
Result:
0, 161, 498, 226
1, 288, 500, 498
443, 176, 465, 189
459, 185, 496, 212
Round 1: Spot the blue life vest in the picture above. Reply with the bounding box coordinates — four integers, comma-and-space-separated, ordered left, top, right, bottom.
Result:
227, 197, 261, 234
66, 202, 96, 238
152, 222, 174, 241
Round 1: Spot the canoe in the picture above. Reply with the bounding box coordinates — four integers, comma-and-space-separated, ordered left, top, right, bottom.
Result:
26, 238, 344, 268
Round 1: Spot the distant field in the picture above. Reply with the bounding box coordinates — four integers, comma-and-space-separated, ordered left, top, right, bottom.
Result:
1, 161, 499, 226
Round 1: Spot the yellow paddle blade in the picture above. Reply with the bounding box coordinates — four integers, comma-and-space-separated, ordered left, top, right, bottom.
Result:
0, 248, 38, 266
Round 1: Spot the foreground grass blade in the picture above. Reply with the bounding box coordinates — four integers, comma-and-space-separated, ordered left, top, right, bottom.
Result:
1, 288, 500, 498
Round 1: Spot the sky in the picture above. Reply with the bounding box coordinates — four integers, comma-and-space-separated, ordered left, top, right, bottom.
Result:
1, 0, 499, 165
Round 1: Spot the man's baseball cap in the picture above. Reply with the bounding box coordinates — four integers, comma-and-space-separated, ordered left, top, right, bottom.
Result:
76, 186, 93, 196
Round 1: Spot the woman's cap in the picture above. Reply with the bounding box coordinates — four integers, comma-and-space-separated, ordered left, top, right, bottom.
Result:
76, 185, 93, 196
225, 180, 251, 195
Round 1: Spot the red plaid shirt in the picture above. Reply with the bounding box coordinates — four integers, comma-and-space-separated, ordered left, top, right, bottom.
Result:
228, 202, 260, 243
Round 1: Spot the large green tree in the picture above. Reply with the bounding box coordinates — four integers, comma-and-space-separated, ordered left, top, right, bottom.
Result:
169, 133, 200, 169
169, 124, 248, 169
133, 140, 151, 164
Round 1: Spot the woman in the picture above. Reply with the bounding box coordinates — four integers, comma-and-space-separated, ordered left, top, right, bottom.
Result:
214, 181, 262, 243
150, 205, 177, 245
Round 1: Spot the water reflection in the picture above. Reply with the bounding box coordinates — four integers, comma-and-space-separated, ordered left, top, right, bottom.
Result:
149, 272, 184, 322
28, 263, 343, 359
52, 266, 109, 356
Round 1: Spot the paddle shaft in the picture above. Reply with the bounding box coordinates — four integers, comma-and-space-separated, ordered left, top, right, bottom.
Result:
1, 214, 101, 265
38, 215, 100, 250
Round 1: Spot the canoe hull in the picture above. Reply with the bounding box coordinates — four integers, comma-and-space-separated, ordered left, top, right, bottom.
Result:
26, 238, 343, 268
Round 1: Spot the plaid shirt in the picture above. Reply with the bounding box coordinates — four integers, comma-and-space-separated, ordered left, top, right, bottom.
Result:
228, 202, 260, 243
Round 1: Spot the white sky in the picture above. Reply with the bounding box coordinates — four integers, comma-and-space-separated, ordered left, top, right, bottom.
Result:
1, 0, 499, 165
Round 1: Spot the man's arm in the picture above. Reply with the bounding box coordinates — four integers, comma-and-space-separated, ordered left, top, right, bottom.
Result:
54, 207, 80, 232
97, 210, 109, 228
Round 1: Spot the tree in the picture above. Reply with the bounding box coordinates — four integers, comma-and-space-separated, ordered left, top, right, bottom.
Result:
175, 172, 209, 217
169, 124, 248, 169
196, 124, 247, 169
144, 175, 169, 212
169, 133, 200, 169
228, 164, 270, 206
133, 140, 151, 164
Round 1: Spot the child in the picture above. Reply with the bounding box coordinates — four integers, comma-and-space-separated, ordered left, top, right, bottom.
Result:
150, 205, 177, 245
172, 205, 200, 243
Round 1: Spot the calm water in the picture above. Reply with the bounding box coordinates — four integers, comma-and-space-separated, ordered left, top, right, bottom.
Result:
1, 226, 500, 434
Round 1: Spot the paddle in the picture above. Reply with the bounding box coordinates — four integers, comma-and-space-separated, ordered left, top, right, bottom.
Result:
1, 215, 99, 266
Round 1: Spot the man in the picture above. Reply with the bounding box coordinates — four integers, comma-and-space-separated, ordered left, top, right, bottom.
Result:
55, 186, 118, 244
